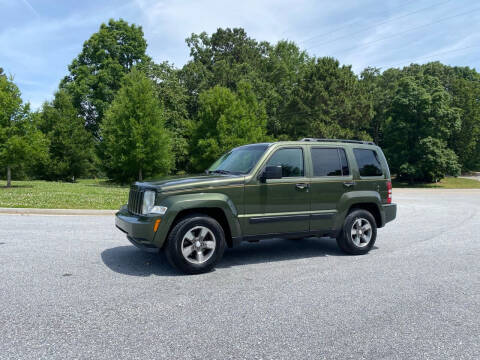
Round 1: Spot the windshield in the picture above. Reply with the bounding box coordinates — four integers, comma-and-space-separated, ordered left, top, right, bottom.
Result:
208, 144, 269, 175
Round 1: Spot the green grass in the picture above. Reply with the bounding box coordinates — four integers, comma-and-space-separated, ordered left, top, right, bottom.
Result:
0, 179, 129, 209
0, 176, 479, 210
393, 177, 480, 189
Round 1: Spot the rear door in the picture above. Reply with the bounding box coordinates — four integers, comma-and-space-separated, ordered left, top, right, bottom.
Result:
309, 147, 353, 232
243, 146, 310, 237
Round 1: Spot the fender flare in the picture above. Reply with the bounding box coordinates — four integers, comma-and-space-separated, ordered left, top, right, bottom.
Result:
334, 190, 384, 230
152, 192, 241, 247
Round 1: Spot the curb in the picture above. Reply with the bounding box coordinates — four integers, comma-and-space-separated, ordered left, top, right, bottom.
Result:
0, 208, 117, 216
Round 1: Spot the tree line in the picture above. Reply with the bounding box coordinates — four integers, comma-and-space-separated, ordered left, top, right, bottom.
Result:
1, 19, 479, 186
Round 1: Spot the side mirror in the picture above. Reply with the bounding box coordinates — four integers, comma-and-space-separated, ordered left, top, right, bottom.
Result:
261, 165, 282, 182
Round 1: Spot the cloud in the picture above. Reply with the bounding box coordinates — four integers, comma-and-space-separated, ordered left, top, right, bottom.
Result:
1, 0, 479, 108
0, 0, 138, 108
20, 0, 39, 17
313, 0, 480, 73
133, 0, 342, 65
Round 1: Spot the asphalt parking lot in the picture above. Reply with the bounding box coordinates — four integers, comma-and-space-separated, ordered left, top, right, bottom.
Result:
1, 189, 479, 359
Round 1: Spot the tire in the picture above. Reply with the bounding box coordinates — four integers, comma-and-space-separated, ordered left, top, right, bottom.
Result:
164, 214, 226, 274
336, 209, 377, 255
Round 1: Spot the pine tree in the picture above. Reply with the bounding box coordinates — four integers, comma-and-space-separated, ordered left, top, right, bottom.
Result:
100, 68, 173, 183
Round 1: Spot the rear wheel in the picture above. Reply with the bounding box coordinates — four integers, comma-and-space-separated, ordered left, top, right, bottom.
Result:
336, 209, 377, 255
165, 214, 226, 274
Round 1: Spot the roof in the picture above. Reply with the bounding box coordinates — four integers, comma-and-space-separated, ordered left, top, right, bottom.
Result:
235, 139, 378, 150
299, 138, 376, 145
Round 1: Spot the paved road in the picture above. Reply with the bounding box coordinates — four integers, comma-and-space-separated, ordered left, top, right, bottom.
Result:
460, 174, 480, 181
1, 189, 479, 359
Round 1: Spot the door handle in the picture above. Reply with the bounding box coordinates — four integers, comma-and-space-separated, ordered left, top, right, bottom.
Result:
343, 181, 355, 188
295, 183, 309, 191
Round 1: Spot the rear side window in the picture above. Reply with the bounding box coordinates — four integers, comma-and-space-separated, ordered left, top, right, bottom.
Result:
353, 149, 383, 177
311, 148, 350, 176
266, 148, 304, 177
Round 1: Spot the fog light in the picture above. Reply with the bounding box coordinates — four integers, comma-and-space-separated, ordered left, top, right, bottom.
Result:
150, 206, 168, 215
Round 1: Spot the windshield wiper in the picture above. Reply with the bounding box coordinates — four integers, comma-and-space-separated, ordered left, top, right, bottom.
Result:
208, 169, 232, 174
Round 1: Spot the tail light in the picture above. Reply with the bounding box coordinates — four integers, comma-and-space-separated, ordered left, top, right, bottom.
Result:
386, 181, 392, 204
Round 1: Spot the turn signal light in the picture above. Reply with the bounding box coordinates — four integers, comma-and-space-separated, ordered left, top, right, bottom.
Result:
153, 219, 161, 232
387, 181, 392, 204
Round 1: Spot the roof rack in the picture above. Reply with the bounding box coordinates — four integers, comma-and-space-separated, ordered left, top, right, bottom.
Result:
300, 138, 376, 145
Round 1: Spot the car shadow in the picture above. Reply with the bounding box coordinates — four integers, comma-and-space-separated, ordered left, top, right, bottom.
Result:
101, 236, 360, 276
101, 245, 180, 276
218, 237, 345, 269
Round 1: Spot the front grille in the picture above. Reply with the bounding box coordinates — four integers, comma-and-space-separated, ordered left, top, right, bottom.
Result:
128, 187, 144, 215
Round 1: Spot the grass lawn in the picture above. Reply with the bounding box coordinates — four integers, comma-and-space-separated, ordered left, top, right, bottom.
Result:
0, 176, 479, 210
0, 179, 129, 210
393, 177, 480, 189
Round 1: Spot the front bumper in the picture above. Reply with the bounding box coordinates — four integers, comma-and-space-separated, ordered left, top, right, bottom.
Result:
382, 203, 397, 225
115, 205, 160, 249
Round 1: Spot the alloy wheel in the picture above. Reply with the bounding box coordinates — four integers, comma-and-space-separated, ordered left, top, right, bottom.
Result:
350, 218, 372, 248
181, 226, 216, 264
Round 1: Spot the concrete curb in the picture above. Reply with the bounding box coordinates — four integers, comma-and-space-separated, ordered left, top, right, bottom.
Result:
0, 208, 117, 215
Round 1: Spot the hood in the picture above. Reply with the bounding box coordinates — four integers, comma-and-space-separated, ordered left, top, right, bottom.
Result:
134, 173, 245, 192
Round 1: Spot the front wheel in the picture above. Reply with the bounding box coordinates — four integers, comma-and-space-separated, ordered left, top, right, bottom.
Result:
165, 214, 226, 274
336, 209, 377, 255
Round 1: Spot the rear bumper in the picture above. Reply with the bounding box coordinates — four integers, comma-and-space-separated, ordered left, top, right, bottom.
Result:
382, 203, 397, 226
115, 206, 160, 249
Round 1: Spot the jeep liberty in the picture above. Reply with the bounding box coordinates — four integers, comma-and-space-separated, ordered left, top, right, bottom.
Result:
115, 139, 397, 274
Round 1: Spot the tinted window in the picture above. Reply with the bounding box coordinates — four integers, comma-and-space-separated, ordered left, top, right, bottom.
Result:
266, 148, 304, 177
311, 148, 342, 176
353, 149, 383, 177
339, 148, 350, 176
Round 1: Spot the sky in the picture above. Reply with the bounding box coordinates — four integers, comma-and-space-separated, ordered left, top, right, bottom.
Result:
0, 0, 479, 109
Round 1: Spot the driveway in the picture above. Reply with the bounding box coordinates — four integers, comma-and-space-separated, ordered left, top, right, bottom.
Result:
460, 172, 480, 181
1, 189, 479, 359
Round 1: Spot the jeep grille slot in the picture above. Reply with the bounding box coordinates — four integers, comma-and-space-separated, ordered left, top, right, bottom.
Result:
128, 187, 144, 215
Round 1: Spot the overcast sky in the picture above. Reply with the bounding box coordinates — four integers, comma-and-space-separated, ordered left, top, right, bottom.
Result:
1, 0, 479, 109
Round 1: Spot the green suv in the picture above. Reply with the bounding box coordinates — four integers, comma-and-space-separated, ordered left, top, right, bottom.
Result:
115, 139, 397, 274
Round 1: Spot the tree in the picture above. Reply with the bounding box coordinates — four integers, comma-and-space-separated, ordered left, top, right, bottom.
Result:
37, 90, 95, 181
383, 75, 461, 182
100, 68, 173, 183
190, 82, 269, 171
283, 57, 373, 140
181, 28, 270, 113
372, 61, 480, 171
0, 75, 48, 187
411, 137, 460, 182
142, 61, 192, 173
263, 41, 312, 136
61, 19, 150, 137
450, 78, 480, 171
360, 67, 403, 145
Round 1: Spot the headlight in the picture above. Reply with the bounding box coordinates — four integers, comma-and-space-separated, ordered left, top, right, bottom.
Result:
141, 190, 167, 215
142, 190, 156, 214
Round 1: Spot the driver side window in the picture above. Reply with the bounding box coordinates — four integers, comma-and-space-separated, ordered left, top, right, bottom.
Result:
266, 148, 304, 177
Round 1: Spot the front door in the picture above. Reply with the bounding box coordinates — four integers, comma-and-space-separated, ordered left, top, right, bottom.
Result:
242, 147, 310, 237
